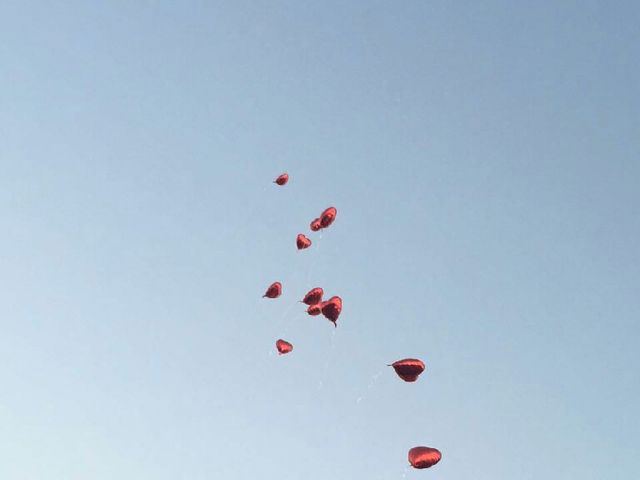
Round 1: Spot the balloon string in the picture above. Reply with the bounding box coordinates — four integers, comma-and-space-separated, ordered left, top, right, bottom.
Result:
281, 214, 322, 305
317, 329, 337, 390
274, 299, 300, 335
265, 301, 299, 358
355, 368, 384, 404
303, 230, 322, 289
269, 225, 312, 342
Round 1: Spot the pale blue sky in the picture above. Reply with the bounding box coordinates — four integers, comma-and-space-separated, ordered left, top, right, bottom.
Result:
1, 1, 638, 479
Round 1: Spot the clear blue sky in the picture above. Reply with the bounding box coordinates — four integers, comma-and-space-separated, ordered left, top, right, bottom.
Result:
1, 1, 638, 478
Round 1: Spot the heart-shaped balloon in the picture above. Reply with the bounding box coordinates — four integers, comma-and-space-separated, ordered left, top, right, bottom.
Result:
273, 173, 288, 186
276, 339, 293, 355
262, 282, 282, 299
321, 296, 342, 326
296, 234, 312, 250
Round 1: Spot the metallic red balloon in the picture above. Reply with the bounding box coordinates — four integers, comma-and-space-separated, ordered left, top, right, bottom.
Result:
306, 304, 322, 316
296, 234, 312, 250
274, 173, 289, 186
310, 218, 322, 232
389, 358, 426, 382
263, 282, 282, 299
276, 339, 293, 355
408, 446, 441, 469
302, 287, 323, 306
321, 296, 342, 326
319, 206, 337, 228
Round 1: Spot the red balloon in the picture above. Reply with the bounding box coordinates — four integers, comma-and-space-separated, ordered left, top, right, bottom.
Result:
274, 173, 289, 186
408, 446, 441, 469
306, 304, 322, 316
296, 234, 312, 250
302, 287, 323, 306
310, 218, 322, 232
276, 339, 293, 355
319, 207, 337, 228
263, 282, 282, 299
321, 296, 342, 326
389, 358, 426, 382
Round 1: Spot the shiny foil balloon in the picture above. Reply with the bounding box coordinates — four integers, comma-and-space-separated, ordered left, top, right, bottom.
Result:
296, 234, 312, 250
274, 173, 289, 186
389, 358, 426, 382
319, 206, 337, 228
263, 282, 282, 299
408, 446, 441, 469
302, 287, 323, 306
310, 218, 322, 232
321, 296, 342, 326
276, 339, 293, 355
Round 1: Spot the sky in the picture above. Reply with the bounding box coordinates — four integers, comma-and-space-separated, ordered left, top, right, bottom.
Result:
1, 1, 639, 479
